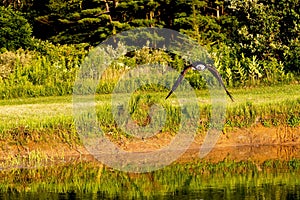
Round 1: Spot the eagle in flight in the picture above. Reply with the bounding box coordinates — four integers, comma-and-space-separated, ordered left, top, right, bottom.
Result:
166, 61, 234, 101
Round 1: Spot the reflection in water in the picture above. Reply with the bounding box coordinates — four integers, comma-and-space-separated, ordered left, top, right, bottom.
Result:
180, 144, 300, 164
0, 145, 299, 199
0, 171, 299, 199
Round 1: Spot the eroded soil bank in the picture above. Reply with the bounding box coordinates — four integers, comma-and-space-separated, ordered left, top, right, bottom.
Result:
0, 125, 299, 165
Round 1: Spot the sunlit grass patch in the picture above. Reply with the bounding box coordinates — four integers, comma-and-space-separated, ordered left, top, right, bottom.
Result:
0, 84, 299, 144
0, 150, 50, 170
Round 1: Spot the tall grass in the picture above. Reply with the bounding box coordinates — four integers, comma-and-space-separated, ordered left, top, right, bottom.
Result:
0, 43, 87, 99
0, 89, 299, 145
210, 44, 295, 87
0, 97, 78, 145
225, 98, 300, 128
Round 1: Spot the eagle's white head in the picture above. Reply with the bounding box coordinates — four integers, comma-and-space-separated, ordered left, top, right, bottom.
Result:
192, 61, 206, 71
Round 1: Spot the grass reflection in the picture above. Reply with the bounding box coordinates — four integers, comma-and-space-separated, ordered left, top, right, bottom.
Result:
0, 159, 299, 199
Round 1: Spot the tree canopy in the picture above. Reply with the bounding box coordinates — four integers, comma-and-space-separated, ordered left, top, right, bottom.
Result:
0, 6, 33, 51
0, 0, 299, 73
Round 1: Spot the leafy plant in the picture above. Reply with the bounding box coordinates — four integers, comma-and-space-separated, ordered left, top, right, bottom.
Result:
0, 6, 33, 51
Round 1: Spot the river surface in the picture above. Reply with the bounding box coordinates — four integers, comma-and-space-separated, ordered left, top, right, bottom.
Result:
0, 145, 299, 199
0, 172, 299, 199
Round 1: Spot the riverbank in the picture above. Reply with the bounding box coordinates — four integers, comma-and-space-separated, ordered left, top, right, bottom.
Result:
0, 124, 299, 169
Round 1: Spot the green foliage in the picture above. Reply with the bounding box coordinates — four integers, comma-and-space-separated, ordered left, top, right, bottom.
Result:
0, 0, 300, 98
0, 41, 296, 100
210, 43, 294, 87
0, 6, 33, 51
96, 46, 175, 94
0, 42, 88, 99
225, 0, 300, 72
0, 49, 33, 80
175, 0, 226, 45
34, 0, 116, 45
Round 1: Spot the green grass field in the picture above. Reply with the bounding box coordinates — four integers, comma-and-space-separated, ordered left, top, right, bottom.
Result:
0, 83, 299, 144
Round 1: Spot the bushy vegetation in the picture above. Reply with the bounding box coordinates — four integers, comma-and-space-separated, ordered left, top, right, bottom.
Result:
0, 42, 88, 99
0, 1, 299, 99
0, 44, 295, 99
0, 6, 33, 51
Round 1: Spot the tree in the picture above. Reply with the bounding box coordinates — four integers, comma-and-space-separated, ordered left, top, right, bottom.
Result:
0, 6, 33, 51
35, 0, 116, 45
173, 0, 226, 45
0, 0, 33, 10
225, 0, 300, 72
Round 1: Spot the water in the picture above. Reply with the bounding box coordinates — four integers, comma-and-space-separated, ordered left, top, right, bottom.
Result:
0, 145, 299, 199
0, 174, 299, 199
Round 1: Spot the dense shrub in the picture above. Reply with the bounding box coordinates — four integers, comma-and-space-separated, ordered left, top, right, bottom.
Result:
0, 41, 88, 99
0, 6, 33, 51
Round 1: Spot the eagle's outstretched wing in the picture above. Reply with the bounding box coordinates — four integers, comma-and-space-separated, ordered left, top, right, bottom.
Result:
206, 64, 234, 102
165, 66, 192, 99
166, 64, 234, 102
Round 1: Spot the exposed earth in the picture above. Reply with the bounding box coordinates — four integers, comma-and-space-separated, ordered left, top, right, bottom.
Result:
115, 124, 300, 164
1, 124, 299, 167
